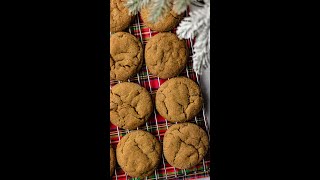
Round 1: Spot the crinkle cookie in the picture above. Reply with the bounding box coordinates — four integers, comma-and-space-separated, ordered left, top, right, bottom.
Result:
163, 123, 209, 169
140, 4, 183, 32
156, 77, 203, 122
110, 146, 116, 176
110, 0, 133, 32
110, 82, 153, 130
110, 32, 143, 81
145, 32, 187, 79
116, 130, 162, 178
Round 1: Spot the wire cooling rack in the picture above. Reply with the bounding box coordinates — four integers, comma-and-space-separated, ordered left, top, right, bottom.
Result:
110, 10, 210, 180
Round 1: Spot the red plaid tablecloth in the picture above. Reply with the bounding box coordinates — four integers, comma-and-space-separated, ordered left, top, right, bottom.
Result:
110, 11, 210, 180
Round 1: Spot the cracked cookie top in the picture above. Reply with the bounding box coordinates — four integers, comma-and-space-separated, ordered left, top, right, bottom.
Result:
140, 5, 183, 32
155, 77, 202, 122
110, 82, 153, 130
110, 0, 132, 32
163, 123, 209, 169
110, 146, 116, 176
116, 130, 162, 178
145, 32, 187, 79
110, 32, 143, 81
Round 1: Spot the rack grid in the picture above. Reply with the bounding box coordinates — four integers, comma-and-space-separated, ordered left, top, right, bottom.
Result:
110, 10, 210, 180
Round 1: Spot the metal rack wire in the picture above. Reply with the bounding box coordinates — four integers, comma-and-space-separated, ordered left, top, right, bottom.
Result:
110, 11, 210, 180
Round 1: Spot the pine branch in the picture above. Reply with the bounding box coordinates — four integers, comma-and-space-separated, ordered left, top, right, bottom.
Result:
148, 0, 172, 23
193, 26, 210, 74
176, 3, 209, 40
172, 0, 192, 15
191, 0, 205, 7
176, 17, 195, 39
126, 0, 151, 15
176, 0, 210, 74
140, 0, 151, 7
189, 6, 210, 31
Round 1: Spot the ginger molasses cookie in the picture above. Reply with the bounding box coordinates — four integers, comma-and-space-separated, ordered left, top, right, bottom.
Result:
140, 5, 183, 32
145, 32, 187, 79
163, 123, 209, 169
156, 77, 202, 122
110, 82, 153, 130
110, 146, 116, 176
110, 32, 143, 81
110, 0, 133, 32
116, 130, 162, 178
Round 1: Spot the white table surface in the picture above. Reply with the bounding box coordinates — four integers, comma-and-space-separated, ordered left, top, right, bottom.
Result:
200, 68, 210, 127
189, 3, 211, 128
190, 3, 211, 180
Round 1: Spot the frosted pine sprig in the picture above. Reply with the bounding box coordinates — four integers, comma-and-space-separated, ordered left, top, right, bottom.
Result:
173, 0, 193, 15
193, 27, 210, 74
126, 0, 151, 15
176, 17, 195, 39
176, 3, 209, 39
176, 0, 210, 75
148, 0, 172, 23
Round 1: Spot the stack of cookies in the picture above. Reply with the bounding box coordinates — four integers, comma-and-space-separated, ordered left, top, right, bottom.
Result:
110, 0, 209, 178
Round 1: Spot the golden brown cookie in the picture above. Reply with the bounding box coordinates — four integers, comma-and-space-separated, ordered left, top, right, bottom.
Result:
110, 0, 133, 32
163, 123, 209, 169
145, 32, 187, 79
110, 82, 153, 130
110, 32, 143, 81
116, 130, 162, 178
156, 77, 202, 122
140, 5, 183, 32
110, 146, 116, 176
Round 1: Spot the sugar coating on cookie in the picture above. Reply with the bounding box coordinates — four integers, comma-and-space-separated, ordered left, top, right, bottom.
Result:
110, 146, 116, 176
163, 123, 209, 169
156, 77, 202, 122
110, 32, 143, 81
110, 82, 153, 130
145, 32, 187, 79
140, 5, 183, 32
110, 0, 132, 32
116, 130, 162, 178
